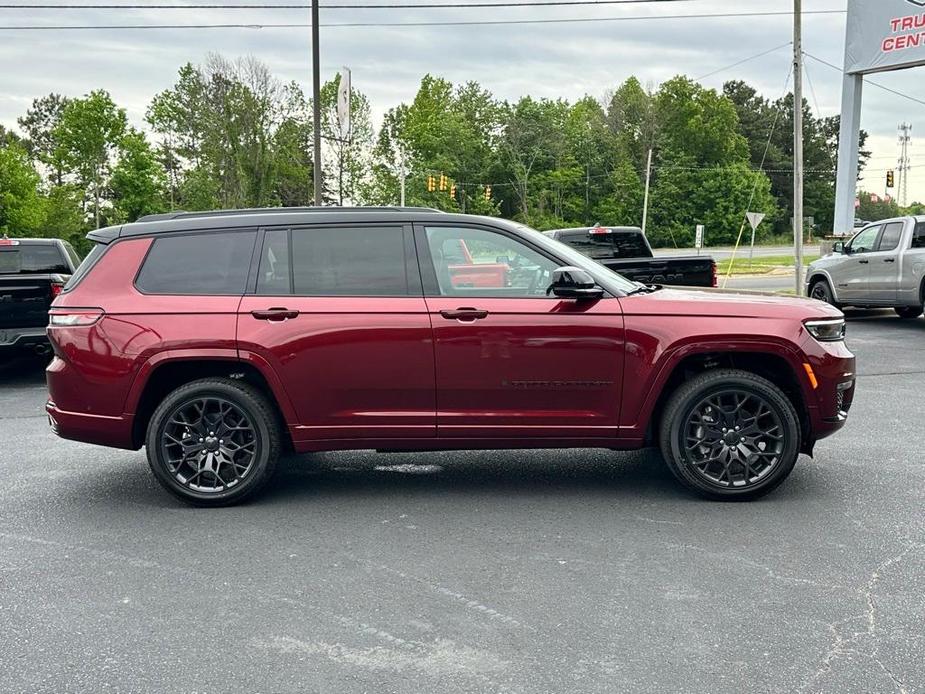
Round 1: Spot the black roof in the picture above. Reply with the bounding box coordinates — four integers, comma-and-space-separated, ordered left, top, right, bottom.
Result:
88, 206, 478, 243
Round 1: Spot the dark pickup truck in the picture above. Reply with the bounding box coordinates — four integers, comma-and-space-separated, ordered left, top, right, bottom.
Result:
0, 237, 80, 359
543, 226, 716, 288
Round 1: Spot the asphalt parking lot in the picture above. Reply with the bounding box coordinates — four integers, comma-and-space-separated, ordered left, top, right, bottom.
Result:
1, 311, 923, 694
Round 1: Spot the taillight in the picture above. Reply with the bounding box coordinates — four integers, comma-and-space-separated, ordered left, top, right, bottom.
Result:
0, 238, 20, 246
711, 261, 718, 288
49, 308, 104, 327
50, 282, 64, 298
589, 226, 612, 236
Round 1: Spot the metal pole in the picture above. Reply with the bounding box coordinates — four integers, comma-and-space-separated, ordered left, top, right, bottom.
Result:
793, 0, 804, 295
399, 148, 406, 207
641, 148, 653, 235
311, 0, 322, 206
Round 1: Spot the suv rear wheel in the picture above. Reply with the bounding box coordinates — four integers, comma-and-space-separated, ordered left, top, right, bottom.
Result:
659, 369, 801, 501
145, 378, 281, 506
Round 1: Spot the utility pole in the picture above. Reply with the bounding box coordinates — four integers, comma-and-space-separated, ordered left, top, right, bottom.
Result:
793, 0, 804, 295
898, 122, 912, 207
311, 0, 322, 206
398, 147, 406, 207
641, 148, 653, 235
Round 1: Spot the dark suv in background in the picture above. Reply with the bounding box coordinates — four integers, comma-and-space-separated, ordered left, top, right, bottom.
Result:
47, 207, 854, 506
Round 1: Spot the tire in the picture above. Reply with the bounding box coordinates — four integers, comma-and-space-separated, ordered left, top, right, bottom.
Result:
658, 369, 801, 501
894, 305, 923, 319
145, 377, 281, 506
809, 279, 838, 308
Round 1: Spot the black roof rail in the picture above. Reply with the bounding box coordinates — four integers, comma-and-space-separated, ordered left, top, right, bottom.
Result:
135, 206, 443, 223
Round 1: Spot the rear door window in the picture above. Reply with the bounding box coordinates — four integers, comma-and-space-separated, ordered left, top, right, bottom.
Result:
288, 226, 413, 296
913, 222, 925, 249
135, 230, 257, 295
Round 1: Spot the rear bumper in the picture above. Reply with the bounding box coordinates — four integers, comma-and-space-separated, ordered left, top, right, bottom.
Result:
45, 401, 136, 450
0, 326, 50, 354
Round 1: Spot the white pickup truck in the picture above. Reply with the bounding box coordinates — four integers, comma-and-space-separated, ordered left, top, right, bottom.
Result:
806, 216, 925, 318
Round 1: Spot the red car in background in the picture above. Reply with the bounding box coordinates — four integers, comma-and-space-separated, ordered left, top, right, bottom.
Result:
46, 208, 855, 506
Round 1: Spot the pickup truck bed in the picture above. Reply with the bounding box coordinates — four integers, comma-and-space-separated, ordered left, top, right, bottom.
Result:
543, 226, 716, 288
0, 238, 79, 358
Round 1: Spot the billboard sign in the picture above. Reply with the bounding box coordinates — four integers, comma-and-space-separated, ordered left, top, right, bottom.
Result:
845, 0, 925, 74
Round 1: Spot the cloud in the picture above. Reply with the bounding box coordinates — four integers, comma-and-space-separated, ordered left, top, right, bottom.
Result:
1, 0, 924, 202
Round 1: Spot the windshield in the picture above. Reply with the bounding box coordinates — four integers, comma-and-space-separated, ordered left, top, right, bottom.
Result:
511, 223, 640, 294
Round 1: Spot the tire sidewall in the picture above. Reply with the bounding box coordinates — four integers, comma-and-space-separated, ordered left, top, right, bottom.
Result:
810, 279, 834, 305
664, 373, 800, 500
146, 383, 274, 505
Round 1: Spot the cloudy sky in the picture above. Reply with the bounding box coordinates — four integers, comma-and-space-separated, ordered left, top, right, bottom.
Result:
1, 0, 924, 205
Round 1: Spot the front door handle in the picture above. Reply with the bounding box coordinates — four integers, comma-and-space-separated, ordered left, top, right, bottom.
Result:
440, 308, 489, 322
858, 259, 869, 264
251, 308, 300, 321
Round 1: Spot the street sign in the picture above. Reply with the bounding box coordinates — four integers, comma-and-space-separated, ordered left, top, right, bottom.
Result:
336, 67, 351, 140
745, 212, 766, 265
745, 212, 766, 232
694, 224, 704, 254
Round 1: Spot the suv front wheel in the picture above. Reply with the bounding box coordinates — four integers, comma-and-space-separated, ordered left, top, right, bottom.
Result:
659, 369, 801, 501
146, 378, 281, 506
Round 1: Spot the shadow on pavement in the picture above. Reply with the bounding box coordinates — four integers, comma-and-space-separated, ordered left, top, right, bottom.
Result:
0, 355, 49, 387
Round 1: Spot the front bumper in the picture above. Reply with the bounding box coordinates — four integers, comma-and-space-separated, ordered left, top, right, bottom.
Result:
802, 336, 856, 443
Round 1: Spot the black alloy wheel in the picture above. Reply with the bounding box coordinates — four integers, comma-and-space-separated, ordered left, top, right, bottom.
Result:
659, 369, 800, 500
680, 390, 784, 488
160, 397, 258, 494
809, 280, 836, 307
146, 378, 280, 506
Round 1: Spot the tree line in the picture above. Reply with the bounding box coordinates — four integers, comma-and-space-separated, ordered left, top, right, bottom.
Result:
0, 52, 898, 254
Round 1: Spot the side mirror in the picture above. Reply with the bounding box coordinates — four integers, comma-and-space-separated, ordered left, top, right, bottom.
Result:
833, 241, 846, 254
546, 266, 603, 300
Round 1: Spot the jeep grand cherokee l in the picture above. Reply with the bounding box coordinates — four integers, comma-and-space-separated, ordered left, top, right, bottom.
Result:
46, 208, 855, 506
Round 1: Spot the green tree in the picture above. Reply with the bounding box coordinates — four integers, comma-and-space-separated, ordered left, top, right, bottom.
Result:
0, 142, 44, 236
54, 90, 127, 228
110, 129, 168, 223
17, 94, 70, 185
857, 191, 899, 221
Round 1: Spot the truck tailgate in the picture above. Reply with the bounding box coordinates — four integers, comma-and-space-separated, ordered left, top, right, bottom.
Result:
601, 256, 716, 287
0, 276, 56, 329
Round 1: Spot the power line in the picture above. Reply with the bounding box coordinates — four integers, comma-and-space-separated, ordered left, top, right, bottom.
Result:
0, 0, 707, 7
802, 51, 925, 110
0, 9, 847, 29
694, 42, 791, 82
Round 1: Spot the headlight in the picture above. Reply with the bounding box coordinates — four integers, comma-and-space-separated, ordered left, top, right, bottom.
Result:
805, 318, 845, 342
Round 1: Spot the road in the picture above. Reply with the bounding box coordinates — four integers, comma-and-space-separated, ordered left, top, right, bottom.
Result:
1, 313, 923, 693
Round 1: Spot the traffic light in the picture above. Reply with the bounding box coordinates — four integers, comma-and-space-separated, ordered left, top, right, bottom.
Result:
439, 174, 447, 191
450, 184, 457, 198
887, 170, 895, 188
427, 175, 435, 192
484, 185, 492, 201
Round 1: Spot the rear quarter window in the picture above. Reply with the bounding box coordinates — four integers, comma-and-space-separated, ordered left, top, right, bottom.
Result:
63, 243, 107, 292
135, 230, 257, 295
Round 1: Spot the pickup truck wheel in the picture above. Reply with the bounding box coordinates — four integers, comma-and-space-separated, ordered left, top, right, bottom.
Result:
809, 279, 838, 308
894, 306, 923, 319
659, 369, 800, 501
145, 378, 281, 506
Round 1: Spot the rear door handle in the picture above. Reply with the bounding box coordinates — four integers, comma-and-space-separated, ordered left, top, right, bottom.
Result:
440, 308, 489, 322
858, 259, 869, 264
251, 308, 300, 321
884, 258, 896, 263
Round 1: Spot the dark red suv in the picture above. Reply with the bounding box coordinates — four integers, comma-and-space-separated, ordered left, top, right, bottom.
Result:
46, 208, 855, 505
